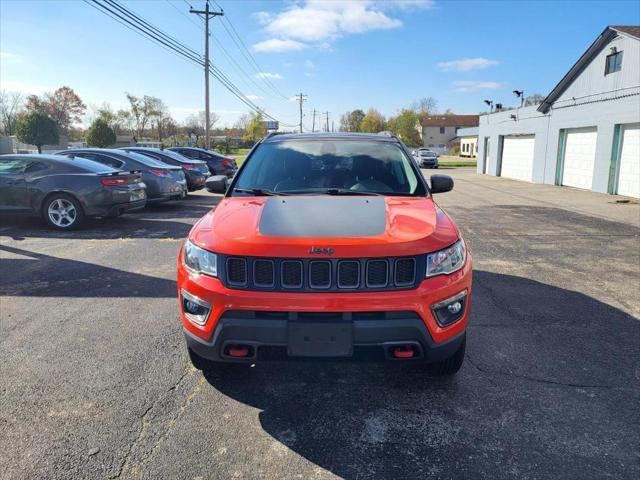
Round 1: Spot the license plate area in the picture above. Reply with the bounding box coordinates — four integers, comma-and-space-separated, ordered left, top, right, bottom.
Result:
288, 322, 353, 357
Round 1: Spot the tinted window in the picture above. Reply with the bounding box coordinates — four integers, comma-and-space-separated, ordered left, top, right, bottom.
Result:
235, 140, 425, 196
176, 149, 198, 159
0, 158, 27, 174
123, 151, 168, 167
79, 153, 124, 169
605, 51, 623, 74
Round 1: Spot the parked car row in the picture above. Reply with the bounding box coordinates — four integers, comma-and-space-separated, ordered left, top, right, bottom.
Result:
0, 147, 238, 230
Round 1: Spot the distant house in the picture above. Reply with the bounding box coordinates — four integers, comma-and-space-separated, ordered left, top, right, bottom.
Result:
477, 25, 640, 198
458, 127, 478, 158
419, 114, 479, 154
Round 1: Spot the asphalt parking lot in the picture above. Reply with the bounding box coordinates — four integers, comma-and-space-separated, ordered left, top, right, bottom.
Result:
1, 168, 639, 479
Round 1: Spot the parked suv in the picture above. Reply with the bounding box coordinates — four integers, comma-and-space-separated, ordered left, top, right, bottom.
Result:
168, 147, 237, 178
178, 133, 472, 375
414, 148, 439, 169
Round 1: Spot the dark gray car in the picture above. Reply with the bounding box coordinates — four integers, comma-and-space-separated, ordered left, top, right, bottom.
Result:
0, 154, 146, 230
57, 149, 187, 203
122, 147, 210, 192
168, 147, 237, 178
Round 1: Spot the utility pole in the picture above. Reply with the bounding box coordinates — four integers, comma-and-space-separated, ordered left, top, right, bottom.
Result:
324, 111, 329, 132
295, 93, 307, 133
312, 109, 316, 133
190, 1, 224, 149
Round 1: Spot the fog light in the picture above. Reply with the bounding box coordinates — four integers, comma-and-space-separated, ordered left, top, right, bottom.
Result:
181, 289, 212, 326
431, 290, 467, 327
447, 302, 462, 314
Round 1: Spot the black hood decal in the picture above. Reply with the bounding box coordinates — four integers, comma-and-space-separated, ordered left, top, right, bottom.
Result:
259, 196, 386, 238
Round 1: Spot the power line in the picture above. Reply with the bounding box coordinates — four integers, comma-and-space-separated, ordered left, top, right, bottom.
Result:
86, 0, 296, 127
164, 0, 204, 31
214, 10, 289, 100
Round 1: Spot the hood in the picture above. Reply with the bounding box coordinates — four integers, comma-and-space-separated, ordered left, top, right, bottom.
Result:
190, 195, 459, 258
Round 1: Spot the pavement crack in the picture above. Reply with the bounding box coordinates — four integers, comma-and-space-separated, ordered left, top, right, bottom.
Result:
110, 362, 198, 479
466, 353, 622, 390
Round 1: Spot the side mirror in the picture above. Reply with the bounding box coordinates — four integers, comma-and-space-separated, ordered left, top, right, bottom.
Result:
205, 175, 228, 194
430, 174, 454, 194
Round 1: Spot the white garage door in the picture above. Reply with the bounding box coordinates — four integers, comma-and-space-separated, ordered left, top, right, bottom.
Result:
617, 124, 640, 198
562, 127, 597, 190
500, 135, 535, 182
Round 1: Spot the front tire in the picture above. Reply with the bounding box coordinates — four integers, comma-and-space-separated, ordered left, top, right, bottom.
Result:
428, 335, 465, 376
42, 193, 84, 230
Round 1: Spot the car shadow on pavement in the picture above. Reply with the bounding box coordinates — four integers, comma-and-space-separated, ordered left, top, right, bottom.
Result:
202, 271, 639, 479
0, 245, 176, 297
0, 194, 220, 241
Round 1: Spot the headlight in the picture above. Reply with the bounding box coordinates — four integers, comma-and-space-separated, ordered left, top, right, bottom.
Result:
426, 239, 466, 278
183, 240, 217, 277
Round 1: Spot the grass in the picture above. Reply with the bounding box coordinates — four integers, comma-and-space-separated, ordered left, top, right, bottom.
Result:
438, 161, 477, 167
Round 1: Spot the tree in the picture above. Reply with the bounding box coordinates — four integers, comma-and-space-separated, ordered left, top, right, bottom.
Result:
359, 108, 385, 133
125, 93, 162, 139
339, 109, 365, 132
0, 91, 24, 136
25, 86, 86, 134
86, 118, 116, 147
524, 93, 545, 107
411, 97, 438, 114
234, 113, 250, 132
386, 109, 421, 147
243, 112, 267, 142
15, 112, 59, 153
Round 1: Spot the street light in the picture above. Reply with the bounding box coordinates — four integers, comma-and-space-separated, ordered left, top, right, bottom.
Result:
513, 90, 524, 107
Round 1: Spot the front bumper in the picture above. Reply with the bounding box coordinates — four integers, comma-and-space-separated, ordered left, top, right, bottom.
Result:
177, 250, 472, 362
185, 316, 466, 363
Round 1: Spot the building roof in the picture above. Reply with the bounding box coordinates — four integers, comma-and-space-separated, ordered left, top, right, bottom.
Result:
419, 115, 479, 127
538, 25, 640, 113
611, 25, 640, 39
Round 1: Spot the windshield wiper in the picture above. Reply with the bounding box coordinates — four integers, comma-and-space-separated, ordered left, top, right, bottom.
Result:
233, 187, 286, 196
324, 188, 382, 196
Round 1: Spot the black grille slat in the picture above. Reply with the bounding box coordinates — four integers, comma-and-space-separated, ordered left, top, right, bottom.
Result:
338, 261, 360, 288
222, 256, 420, 292
395, 258, 416, 286
309, 261, 331, 289
254, 260, 275, 287
366, 260, 388, 288
227, 258, 247, 285
282, 261, 303, 288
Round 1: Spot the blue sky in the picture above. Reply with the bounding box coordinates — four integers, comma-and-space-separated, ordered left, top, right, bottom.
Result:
1, 0, 638, 129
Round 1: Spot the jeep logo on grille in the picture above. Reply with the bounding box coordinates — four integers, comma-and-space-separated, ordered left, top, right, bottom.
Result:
309, 247, 335, 255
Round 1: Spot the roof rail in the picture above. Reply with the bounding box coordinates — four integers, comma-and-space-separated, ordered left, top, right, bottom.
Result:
263, 131, 286, 140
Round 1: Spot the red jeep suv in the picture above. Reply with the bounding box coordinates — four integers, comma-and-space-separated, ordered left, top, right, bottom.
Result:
177, 133, 472, 375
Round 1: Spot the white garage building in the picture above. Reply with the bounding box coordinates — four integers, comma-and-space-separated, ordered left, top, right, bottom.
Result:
477, 25, 640, 198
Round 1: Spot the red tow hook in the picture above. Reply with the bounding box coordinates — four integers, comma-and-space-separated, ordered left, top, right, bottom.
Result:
393, 345, 415, 359
228, 345, 250, 358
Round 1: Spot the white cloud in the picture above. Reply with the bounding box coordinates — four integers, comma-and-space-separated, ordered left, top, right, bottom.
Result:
262, 1, 402, 43
438, 57, 499, 72
453, 81, 504, 92
252, 38, 307, 53
255, 72, 283, 80
245, 94, 263, 101
304, 59, 315, 70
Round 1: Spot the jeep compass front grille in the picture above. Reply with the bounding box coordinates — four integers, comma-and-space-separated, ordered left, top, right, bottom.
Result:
220, 255, 421, 292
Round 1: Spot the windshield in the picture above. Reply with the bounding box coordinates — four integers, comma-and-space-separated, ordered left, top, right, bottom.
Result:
234, 139, 425, 196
